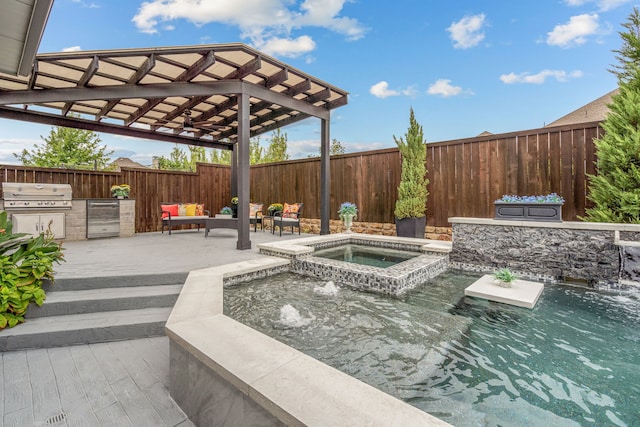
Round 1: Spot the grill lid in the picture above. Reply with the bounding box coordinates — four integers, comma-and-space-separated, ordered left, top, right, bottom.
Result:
2, 182, 73, 208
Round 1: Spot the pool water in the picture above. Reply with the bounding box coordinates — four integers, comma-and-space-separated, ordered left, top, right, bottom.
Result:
224, 271, 640, 427
312, 244, 419, 268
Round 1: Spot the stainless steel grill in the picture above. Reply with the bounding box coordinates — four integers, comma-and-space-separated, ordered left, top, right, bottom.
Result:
1, 182, 73, 209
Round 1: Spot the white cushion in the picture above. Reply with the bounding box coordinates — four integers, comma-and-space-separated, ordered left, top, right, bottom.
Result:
163, 215, 209, 221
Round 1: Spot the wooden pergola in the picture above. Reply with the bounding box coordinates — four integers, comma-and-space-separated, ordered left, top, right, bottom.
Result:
0, 43, 349, 249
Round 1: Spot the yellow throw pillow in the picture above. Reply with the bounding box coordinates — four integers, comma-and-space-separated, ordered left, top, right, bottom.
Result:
185, 203, 197, 216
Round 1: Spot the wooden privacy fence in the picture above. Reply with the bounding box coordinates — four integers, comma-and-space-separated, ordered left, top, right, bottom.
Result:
1, 121, 602, 232
425, 122, 601, 224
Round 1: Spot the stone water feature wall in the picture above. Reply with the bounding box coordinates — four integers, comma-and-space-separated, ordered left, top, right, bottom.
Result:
449, 217, 640, 286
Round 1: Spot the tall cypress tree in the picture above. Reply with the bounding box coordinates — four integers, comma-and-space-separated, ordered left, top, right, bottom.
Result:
584, 8, 640, 223
394, 108, 428, 219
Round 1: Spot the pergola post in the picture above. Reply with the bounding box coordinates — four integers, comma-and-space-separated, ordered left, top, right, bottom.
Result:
231, 145, 238, 199
236, 93, 251, 250
320, 117, 331, 235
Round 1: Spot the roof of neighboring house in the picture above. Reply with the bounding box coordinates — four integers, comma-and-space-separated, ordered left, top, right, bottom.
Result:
111, 157, 148, 170
546, 89, 617, 127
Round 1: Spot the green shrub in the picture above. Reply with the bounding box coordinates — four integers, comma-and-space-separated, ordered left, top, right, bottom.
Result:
394, 108, 429, 219
0, 212, 64, 329
493, 268, 518, 287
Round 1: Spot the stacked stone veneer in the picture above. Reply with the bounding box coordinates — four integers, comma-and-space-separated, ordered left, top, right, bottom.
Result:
292, 253, 448, 296
64, 200, 87, 240
449, 218, 640, 286
118, 199, 135, 238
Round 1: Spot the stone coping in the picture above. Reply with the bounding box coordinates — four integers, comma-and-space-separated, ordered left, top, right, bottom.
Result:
165, 254, 451, 427
449, 216, 640, 232
257, 232, 452, 257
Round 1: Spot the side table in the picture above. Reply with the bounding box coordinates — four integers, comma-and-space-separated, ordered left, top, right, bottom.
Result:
262, 215, 274, 232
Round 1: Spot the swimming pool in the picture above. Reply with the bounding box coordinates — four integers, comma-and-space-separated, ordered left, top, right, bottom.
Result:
224, 270, 640, 427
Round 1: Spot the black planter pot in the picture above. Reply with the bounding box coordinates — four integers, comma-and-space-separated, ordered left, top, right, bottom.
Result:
395, 216, 427, 238
231, 204, 238, 218
494, 202, 563, 222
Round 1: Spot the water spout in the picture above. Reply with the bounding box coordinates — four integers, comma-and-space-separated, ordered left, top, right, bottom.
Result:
314, 281, 339, 296
279, 304, 313, 327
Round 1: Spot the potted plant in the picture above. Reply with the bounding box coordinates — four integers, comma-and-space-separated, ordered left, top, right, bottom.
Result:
111, 184, 130, 199
338, 202, 358, 233
267, 203, 283, 216
394, 108, 429, 238
494, 193, 564, 222
231, 196, 238, 218
493, 268, 518, 288
217, 206, 233, 219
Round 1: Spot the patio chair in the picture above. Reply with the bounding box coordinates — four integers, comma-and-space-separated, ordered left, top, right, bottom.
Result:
272, 203, 303, 236
249, 203, 264, 232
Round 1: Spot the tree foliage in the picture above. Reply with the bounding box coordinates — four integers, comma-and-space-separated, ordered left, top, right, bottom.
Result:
159, 133, 286, 170
263, 128, 290, 163
584, 8, 640, 223
394, 108, 429, 219
313, 138, 346, 157
15, 125, 113, 169
157, 146, 191, 171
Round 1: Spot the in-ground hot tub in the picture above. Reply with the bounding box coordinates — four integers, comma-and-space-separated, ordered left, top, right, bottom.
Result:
262, 234, 451, 295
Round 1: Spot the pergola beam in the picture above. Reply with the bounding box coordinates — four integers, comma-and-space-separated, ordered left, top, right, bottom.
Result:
0, 106, 233, 150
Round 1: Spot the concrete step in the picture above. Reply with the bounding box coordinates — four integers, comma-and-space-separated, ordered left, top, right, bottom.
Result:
26, 284, 183, 318
0, 307, 172, 351
45, 272, 188, 291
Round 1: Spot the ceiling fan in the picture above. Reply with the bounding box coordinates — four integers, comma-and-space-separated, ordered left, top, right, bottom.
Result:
180, 110, 227, 132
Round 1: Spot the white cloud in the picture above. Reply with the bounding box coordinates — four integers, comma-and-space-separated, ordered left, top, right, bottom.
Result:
254, 35, 316, 57
62, 46, 82, 52
447, 14, 486, 49
427, 79, 468, 97
564, 0, 630, 11
370, 81, 398, 98
132, 0, 366, 57
71, 0, 100, 8
401, 85, 419, 98
547, 14, 600, 48
0, 137, 40, 164
500, 69, 583, 84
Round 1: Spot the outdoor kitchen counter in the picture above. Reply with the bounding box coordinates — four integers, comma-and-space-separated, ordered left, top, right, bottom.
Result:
1, 198, 135, 241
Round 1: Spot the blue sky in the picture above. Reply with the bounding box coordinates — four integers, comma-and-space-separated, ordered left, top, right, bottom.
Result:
0, 0, 635, 165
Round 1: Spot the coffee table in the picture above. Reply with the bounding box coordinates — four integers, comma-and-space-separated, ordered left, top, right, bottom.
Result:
204, 217, 238, 237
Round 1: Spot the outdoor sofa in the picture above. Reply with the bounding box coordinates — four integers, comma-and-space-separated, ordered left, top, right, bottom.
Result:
161, 203, 210, 235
